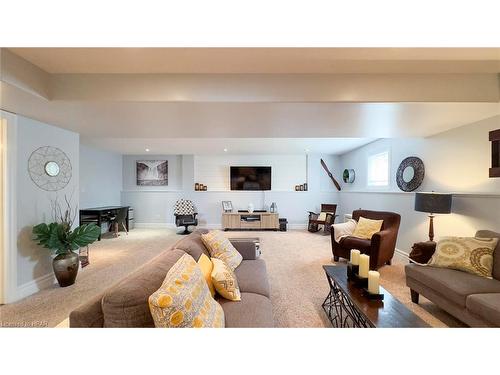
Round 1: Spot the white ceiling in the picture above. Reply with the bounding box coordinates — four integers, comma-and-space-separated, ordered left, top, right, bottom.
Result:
2, 48, 499, 155
3, 82, 499, 136
8, 48, 500, 74
82, 138, 376, 155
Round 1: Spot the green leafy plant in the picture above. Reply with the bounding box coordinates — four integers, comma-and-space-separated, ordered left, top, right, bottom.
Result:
33, 222, 101, 254
32, 195, 101, 254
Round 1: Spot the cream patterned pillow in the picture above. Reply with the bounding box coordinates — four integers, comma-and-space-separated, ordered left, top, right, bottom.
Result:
149, 254, 225, 328
428, 236, 499, 278
351, 217, 384, 239
201, 230, 242, 271
211, 258, 241, 301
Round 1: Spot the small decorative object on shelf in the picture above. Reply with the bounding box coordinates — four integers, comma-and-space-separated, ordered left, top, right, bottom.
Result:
222, 201, 233, 212
203, 185, 207, 191
342, 169, 355, 183
303, 183, 308, 191
270, 202, 277, 213
195, 183, 200, 191
299, 184, 304, 191
295, 185, 299, 191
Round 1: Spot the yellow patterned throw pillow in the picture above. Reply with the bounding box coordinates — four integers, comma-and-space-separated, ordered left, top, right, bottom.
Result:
197, 253, 216, 297
211, 258, 241, 301
428, 237, 499, 278
352, 217, 384, 239
201, 230, 242, 271
149, 254, 225, 328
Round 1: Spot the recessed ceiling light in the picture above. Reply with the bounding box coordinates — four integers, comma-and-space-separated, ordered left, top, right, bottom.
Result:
223, 148, 228, 152
145, 148, 150, 152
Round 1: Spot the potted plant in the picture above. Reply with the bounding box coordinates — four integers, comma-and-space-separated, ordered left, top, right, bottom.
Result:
32, 196, 101, 287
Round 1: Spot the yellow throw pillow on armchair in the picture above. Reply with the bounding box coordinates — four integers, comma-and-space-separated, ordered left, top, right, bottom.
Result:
148, 254, 224, 328
352, 217, 384, 239
201, 230, 243, 271
211, 258, 241, 301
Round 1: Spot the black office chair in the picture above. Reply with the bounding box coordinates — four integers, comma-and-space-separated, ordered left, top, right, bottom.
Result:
174, 199, 198, 235
109, 207, 128, 237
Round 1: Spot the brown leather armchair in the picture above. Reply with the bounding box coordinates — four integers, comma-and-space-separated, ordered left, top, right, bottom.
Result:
331, 209, 401, 270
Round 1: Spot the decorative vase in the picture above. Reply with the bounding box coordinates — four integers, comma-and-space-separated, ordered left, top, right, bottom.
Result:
53, 251, 80, 287
270, 202, 277, 213
248, 203, 254, 213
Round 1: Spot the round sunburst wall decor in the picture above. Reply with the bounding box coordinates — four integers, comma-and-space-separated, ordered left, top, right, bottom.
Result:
396, 156, 425, 192
28, 146, 72, 191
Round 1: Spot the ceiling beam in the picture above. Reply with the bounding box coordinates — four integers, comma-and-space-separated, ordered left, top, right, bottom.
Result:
50, 73, 500, 102
0, 49, 51, 100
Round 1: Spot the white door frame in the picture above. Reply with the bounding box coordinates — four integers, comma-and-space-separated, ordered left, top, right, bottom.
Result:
0, 110, 17, 304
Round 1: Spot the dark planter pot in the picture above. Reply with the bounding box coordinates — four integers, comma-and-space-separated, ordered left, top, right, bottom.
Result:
53, 251, 79, 287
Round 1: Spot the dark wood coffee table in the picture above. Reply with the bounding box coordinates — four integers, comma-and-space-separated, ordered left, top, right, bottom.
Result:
322, 265, 429, 328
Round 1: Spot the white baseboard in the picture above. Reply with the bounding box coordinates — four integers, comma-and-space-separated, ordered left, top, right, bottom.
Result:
134, 222, 307, 230
134, 222, 176, 229
15, 273, 56, 301
288, 223, 308, 230
394, 248, 410, 262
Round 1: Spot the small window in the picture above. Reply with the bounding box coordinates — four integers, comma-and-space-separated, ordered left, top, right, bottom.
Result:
367, 151, 389, 187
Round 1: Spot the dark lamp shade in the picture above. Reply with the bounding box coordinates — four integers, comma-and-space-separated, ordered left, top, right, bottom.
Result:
414, 192, 452, 214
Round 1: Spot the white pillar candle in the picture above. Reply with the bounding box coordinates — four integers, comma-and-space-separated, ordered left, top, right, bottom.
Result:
359, 254, 370, 278
368, 270, 380, 294
350, 249, 360, 265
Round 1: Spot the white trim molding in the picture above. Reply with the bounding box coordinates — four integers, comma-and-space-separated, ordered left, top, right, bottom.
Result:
15, 273, 56, 301
1, 111, 18, 304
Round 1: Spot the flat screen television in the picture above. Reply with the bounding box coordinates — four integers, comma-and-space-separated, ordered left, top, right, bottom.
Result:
230, 166, 271, 191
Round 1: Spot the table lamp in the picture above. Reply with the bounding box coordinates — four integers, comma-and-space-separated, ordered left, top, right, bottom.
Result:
414, 192, 452, 242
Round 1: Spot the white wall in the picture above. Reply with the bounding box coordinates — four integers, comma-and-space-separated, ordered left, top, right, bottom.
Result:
79, 144, 122, 208
123, 154, 183, 191
121, 153, 341, 227
13, 115, 79, 300
339, 115, 500, 254
194, 154, 307, 191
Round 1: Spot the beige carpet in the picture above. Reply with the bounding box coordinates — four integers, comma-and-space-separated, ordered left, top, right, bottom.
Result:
0, 228, 180, 327
0, 228, 464, 328
226, 230, 464, 328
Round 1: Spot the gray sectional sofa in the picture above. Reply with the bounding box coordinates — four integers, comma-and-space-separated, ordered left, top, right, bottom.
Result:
406, 230, 500, 327
70, 229, 274, 328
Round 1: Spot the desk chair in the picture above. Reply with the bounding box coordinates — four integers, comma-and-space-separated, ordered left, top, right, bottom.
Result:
174, 199, 198, 235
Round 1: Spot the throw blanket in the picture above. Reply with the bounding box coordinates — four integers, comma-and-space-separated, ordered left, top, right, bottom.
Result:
332, 219, 357, 243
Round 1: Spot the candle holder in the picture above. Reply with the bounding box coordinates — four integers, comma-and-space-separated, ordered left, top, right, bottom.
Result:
362, 288, 384, 300
349, 272, 368, 288
347, 262, 359, 281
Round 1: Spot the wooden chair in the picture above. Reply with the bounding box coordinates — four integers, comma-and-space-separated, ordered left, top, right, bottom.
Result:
308, 204, 338, 234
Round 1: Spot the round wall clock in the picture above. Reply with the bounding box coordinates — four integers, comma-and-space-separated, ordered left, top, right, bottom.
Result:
28, 146, 72, 191
396, 156, 425, 192
342, 169, 355, 183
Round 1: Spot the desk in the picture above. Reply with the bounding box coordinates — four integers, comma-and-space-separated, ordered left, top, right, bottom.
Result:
79, 206, 130, 240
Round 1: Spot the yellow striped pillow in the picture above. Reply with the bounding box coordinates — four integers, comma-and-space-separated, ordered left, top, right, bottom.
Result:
149, 254, 224, 328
